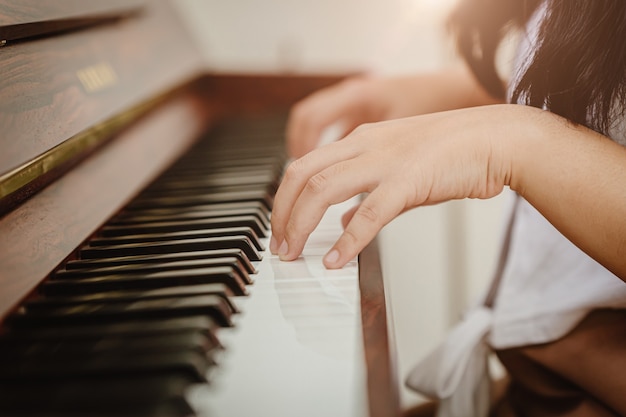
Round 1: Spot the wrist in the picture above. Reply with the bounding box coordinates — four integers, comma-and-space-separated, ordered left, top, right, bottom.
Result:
502, 105, 560, 196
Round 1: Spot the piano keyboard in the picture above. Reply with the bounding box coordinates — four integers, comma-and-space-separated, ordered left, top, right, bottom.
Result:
0, 116, 369, 417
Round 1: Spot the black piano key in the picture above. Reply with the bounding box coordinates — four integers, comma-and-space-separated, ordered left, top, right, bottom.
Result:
117, 201, 270, 220
158, 167, 278, 183
166, 157, 282, 172
173, 144, 282, 155
26, 282, 237, 312
158, 169, 276, 184
0, 331, 217, 359
0, 116, 290, 417
110, 206, 270, 229
0, 375, 194, 417
154, 169, 278, 182
178, 143, 282, 155
100, 215, 268, 238
0, 349, 211, 383
88, 226, 264, 252
3, 315, 219, 340
147, 171, 276, 190
54, 257, 252, 285
66, 248, 257, 274
79, 235, 262, 261
12, 294, 234, 328
126, 189, 273, 211
138, 183, 277, 200
151, 171, 272, 187
41, 266, 248, 297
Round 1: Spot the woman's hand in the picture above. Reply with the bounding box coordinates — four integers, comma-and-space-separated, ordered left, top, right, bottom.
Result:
274, 102, 626, 280
271, 104, 521, 269
286, 69, 501, 158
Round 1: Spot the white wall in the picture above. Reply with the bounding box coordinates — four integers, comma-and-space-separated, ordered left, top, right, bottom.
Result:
173, 0, 510, 409
174, 0, 458, 74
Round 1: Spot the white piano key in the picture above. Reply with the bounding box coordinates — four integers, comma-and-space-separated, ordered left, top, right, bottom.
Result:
187, 198, 369, 417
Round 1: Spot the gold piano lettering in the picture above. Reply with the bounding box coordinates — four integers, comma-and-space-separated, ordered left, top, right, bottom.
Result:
76, 62, 118, 93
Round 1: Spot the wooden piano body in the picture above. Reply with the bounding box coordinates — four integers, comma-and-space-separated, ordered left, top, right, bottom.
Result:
0, 1, 399, 415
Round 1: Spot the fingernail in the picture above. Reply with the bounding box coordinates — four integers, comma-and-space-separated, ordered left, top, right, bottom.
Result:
324, 249, 340, 265
269, 236, 278, 254
277, 240, 289, 257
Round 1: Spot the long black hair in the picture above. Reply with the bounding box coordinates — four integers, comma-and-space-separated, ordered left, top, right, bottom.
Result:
449, 0, 626, 135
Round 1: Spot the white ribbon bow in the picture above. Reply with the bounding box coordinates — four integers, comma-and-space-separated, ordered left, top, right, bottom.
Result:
405, 306, 493, 417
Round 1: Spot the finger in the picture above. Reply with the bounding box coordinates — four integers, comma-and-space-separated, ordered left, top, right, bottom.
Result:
277, 156, 377, 261
270, 140, 360, 254
323, 185, 407, 269
341, 204, 360, 229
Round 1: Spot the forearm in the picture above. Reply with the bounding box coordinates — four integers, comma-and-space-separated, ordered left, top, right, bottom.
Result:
508, 105, 626, 280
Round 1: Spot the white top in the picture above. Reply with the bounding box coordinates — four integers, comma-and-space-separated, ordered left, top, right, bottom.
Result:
405, 3, 626, 416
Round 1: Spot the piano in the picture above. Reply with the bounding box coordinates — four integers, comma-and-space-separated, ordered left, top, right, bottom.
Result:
0, 1, 400, 416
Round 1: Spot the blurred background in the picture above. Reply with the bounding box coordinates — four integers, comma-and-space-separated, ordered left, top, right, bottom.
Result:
173, 0, 512, 409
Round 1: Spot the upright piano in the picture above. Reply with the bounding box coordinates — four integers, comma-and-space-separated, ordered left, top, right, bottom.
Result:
0, 1, 400, 416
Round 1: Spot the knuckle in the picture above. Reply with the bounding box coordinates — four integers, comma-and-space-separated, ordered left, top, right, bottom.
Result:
341, 228, 360, 247
352, 123, 367, 134
304, 171, 328, 195
289, 100, 308, 122
352, 122, 373, 136
283, 158, 305, 183
354, 203, 380, 226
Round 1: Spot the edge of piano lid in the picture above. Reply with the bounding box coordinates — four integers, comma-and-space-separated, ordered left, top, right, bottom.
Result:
0, 1, 401, 416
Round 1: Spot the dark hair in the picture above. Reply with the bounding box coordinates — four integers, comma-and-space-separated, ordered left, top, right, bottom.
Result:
449, 0, 626, 135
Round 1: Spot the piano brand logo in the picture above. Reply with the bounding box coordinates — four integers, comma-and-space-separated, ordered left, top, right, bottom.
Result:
77, 62, 118, 93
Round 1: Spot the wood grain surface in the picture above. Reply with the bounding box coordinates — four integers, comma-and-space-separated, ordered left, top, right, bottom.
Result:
0, 0, 202, 175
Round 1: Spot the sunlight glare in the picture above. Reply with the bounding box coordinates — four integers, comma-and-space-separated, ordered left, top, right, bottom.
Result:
412, 0, 459, 19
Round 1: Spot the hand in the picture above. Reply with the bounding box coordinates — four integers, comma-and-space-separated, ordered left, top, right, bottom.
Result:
286, 69, 502, 159
271, 104, 521, 269
286, 76, 398, 158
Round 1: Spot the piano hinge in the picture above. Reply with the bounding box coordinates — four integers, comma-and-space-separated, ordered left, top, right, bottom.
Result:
0, 94, 168, 203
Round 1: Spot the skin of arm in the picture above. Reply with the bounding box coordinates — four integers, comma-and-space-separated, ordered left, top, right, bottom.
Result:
270, 103, 626, 281
511, 106, 626, 281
